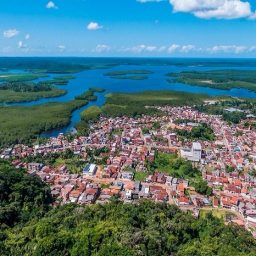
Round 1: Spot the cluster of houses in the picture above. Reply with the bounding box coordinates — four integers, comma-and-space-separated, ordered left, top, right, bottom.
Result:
2, 105, 256, 236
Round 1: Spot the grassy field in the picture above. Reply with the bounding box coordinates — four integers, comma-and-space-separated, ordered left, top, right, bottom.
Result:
134, 172, 148, 181
168, 70, 256, 92
200, 208, 236, 220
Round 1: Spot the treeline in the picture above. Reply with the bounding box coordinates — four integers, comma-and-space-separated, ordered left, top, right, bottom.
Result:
168, 70, 256, 92
102, 91, 207, 118
0, 81, 53, 92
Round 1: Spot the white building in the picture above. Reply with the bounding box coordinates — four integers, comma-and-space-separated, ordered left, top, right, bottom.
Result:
180, 142, 202, 162
83, 164, 97, 176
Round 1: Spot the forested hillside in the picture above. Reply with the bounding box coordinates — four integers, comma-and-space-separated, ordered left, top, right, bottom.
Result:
0, 161, 256, 256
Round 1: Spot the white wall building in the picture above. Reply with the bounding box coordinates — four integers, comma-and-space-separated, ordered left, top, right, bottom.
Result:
180, 142, 202, 162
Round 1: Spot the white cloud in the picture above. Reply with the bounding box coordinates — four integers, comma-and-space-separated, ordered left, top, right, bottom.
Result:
25, 34, 30, 40
93, 44, 110, 53
137, 0, 166, 3
167, 44, 180, 53
46, 1, 58, 9
3, 29, 19, 38
180, 45, 196, 53
207, 45, 248, 54
18, 41, 27, 49
57, 45, 66, 52
169, 0, 256, 19
87, 22, 103, 30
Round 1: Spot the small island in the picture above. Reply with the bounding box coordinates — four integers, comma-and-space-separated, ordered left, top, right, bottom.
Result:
105, 70, 153, 80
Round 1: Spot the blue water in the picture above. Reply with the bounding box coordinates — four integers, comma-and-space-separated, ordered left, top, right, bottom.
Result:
5, 58, 256, 137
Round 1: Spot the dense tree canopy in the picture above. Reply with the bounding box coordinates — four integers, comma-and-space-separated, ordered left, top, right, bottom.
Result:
0, 161, 52, 227
1, 201, 256, 256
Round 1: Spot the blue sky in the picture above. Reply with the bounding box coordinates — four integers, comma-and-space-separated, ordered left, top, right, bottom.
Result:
1, 0, 256, 57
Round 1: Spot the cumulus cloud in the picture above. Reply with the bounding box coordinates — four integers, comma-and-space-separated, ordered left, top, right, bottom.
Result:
93, 44, 111, 53
57, 45, 66, 52
167, 44, 180, 53
46, 1, 58, 9
169, 0, 256, 19
207, 45, 248, 54
125, 44, 167, 53
18, 41, 27, 49
137, 0, 166, 3
3, 29, 19, 38
87, 22, 103, 30
167, 44, 197, 53
121, 43, 256, 55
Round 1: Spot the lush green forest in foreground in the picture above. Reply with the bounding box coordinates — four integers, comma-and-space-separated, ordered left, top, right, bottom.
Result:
0, 161, 255, 256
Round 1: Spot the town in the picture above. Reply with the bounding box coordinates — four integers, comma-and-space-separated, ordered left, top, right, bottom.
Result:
2, 104, 256, 237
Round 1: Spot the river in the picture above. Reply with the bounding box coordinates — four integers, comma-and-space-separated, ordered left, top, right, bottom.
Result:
6, 58, 256, 137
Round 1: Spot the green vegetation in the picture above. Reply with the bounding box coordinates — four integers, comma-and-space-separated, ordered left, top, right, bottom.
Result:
110, 75, 148, 80
0, 89, 103, 147
168, 70, 256, 92
148, 152, 199, 178
0, 79, 68, 103
105, 70, 153, 76
49, 75, 75, 85
193, 178, 213, 196
0, 161, 255, 256
75, 87, 105, 101
76, 90, 215, 135
103, 91, 208, 117
0, 86, 66, 103
1, 200, 256, 256
174, 123, 215, 141
134, 171, 148, 181
80, 106, 102, 122
0, 58, 118, 74
24, 149, 85, 174
0, 73, 47, 82
148, 152, 212, 195
195, 99, 256, 124
200, 208, 235, 220
0, 160, 52, 227
105, 70, 153, 80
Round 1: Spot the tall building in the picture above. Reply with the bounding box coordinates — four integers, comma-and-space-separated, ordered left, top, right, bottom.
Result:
180, 142, 202, 162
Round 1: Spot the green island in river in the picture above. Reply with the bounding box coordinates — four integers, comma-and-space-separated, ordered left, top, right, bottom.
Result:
0, 74, 77, 103
167, 70, 256, 92
104, 70, 153, 80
